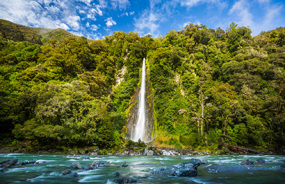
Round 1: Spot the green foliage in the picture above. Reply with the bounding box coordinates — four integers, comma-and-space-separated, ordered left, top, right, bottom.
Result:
0, 19, 285, 152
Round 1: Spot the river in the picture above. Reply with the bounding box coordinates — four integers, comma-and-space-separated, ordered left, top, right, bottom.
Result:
0, 153, 284, 183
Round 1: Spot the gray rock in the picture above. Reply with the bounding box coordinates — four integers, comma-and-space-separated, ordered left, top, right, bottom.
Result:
240, 159, 254, 165
82, 166, 89, 170
35, 161, 46, 164
62, 169, 71, 175
0, 167, 8, 172
89, 161, 105, 169
121, 162, 128, 167
281, 161, 285, 169
20, 159, 37, 165
256, 158, 266, 164
151, 161, 200, 177
204, 165, 261, 173
113, 177, 137, 184
71, 172, 79, 177
147, 150, 154, 156
176, 168, 197, 177
113, 172, 120, 177
0, 158, 18, 168
70, 162, 82, 169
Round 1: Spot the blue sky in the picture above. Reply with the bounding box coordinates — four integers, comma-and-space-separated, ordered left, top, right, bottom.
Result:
0, 0, 284, 39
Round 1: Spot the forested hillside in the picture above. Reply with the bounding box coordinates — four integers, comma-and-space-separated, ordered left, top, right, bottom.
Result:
0, 19, 284, 153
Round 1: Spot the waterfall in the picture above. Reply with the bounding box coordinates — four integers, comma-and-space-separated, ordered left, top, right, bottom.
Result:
132, 58, 146, 142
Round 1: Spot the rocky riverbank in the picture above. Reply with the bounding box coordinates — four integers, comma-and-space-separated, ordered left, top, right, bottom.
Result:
0, 145, 277, 156
1, 154, 284, 184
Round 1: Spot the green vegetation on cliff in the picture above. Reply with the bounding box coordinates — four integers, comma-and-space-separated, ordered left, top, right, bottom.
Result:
0, 19, 284, 153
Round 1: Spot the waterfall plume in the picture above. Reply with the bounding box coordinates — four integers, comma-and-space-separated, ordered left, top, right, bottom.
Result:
132, 58, 146, 142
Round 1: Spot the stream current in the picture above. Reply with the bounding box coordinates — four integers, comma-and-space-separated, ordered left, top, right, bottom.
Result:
0, 153, 285, 183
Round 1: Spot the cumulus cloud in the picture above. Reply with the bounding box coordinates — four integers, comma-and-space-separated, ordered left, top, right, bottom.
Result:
111, 0, 130, 10
134, 9, 160, 37
179, 0, 226, 9
90, 24, 99, 31
105, 17, 116, 27
65, 15, 81, 30
229, 0, 254, 28
0, 0, 81, 30
76, 0, 92, 6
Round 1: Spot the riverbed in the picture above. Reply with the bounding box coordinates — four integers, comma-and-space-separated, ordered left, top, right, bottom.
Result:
0, 153, 284, 183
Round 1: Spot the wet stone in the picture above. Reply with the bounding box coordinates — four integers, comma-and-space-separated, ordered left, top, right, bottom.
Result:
0, 158, 18, 168
61, 169, 71, 175
121, 162, 128, 168
240, 159, 254, 166
70, 162, 82, 169
256, 158, 266, 164
113, 177, 137, 184
113, 172, 120, 177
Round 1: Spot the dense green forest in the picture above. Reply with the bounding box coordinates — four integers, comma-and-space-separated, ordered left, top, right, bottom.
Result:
0, 19, 284, 153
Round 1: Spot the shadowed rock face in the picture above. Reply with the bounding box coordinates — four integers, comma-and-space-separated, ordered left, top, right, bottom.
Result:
204, 165, 263, 173
126, 65, 154, 143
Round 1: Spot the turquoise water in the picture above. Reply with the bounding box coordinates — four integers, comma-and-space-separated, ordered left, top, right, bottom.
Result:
0, 153, 284, 183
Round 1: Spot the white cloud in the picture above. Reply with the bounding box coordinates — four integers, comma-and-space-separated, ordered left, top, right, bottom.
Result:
183, 21, 201, 28
86, 22, 90, 27
179, 0, 226, 9
59, 23, 70, 30
258, 0, 270, 4
111, 0, 130, 10
79, 10, 86, 14
105, 17, 116, 27
90, 24, 99, 31
65, 15, 81, 30
130, 11, 135, 15
76, 0, 92, 6
229, 0, 254, 28
98, 0, 108, 8
134, 9, 160, 37
0, 0, 81, 31
87, 5, 103, 20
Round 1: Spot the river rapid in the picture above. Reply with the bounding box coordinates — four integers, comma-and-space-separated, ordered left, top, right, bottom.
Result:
0, 153, 284, 184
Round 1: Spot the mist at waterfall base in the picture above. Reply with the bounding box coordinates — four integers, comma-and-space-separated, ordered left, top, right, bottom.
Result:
1, 153, 285, 184
132, 58, 146, 142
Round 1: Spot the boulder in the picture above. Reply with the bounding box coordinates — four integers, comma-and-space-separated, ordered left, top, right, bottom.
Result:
0, 158, 18, 168
204, 164, 261, 173
256, 158, 266, 164
240, 159, 254, 166
113, 177, 137, 184
113, 172, 120, 177
35, 160, 46, 164
151, 161, 200, 177
147, 150, 154, 156
82, 166, 89, 170
70, 162, 82, 169
281, 161, 285, 169
71, 172, 79, 177
176, 168, 198, 177
89, 161, 105, 169
121, 162, 128, 168
62, 169, 72, 175
20, 159, 37, 165
0, 167, 8, 172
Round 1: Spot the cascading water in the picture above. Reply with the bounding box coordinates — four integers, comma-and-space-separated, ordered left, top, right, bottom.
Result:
132, 58, 146, 142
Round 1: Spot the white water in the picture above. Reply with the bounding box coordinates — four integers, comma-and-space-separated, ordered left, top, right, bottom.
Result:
132, 58, 146, 142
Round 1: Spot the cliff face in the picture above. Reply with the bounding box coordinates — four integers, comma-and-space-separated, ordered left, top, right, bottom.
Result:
126, 66, 155, 143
